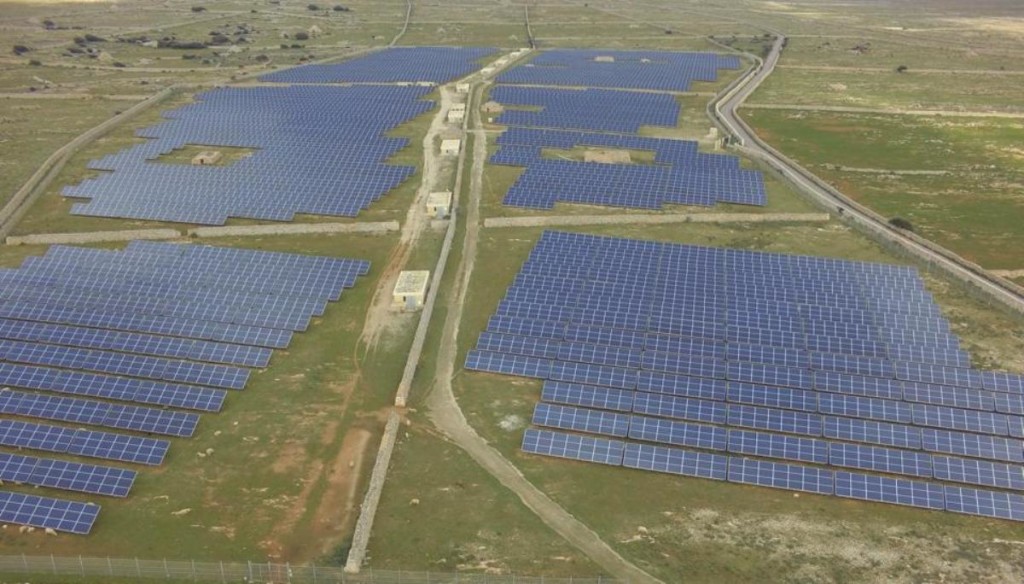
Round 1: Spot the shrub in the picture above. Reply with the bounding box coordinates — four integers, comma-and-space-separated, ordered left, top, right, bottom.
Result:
889, 217, 915, 231
191, 6, 206, 12
294, 31, 309, 40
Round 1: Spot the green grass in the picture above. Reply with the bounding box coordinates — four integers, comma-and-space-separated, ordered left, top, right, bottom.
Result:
0, 98, 127, 206
367, 424, 604, 576
749, 66, 1024, 112
743, 109, 1024, 269
447, 222, 1024, 582
776, 35, 1024, 71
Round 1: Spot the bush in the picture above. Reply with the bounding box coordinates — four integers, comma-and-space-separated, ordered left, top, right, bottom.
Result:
896, 64, 908, 73
889, 217, 915, 231
12, 45, 31, 55
28, 59, 42, 66
294, 31, 309, 40
84, 33, 106, 42
307, 4, 320, 10
191, 6, 206, 12
333, 4, 350, 11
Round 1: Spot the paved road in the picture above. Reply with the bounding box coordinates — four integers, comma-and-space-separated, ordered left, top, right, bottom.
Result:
712, 35, 1024, 313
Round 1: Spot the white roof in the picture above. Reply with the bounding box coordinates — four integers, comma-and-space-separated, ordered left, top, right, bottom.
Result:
394, 270, 430, 296
428, 191, 452, 206
441, 139, 461, 149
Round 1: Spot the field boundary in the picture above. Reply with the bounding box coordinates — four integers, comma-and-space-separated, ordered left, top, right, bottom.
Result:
483, 212, 829, 228
0, 554, 617, 584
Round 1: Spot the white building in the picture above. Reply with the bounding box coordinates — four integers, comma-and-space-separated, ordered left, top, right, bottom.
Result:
456, 83, 470, 93
427, 191, 452, 218
440, 139, 461, 156
393, 270, 430, 311
447, 108, 465, 123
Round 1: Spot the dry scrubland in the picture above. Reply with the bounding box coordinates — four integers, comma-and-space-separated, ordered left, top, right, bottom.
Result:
0, 1, 1023, 582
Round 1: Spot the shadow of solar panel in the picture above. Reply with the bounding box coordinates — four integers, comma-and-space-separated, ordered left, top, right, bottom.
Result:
944, 486, 1024, 521
834, 471, 944, 510
521, 428, 624, 465
622, 443, 728, 479
0, 490, 99, 534
727, 457, 834, 495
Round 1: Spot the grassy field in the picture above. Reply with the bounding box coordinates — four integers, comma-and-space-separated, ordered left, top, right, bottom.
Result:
743, 109, 1024, 269
447, 222, 1024, 582
749, 67, 1024, 112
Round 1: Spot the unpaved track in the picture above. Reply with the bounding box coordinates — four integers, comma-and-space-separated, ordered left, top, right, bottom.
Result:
425, 77, 662, 584
359, 86, 454, 350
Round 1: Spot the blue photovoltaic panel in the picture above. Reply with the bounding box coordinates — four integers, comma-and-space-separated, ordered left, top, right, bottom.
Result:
813, 371, 903, 400
521, 428, 625, 466
0, 490, 99, 534
727, 429, 828, 464
944, 486, 1024, 521
464, 350, 551, 379
622, 443, 728, 480
0, 452, 38, 483
818, 393, 912, 424
727, 457, 834, 495
911, 403, 1008, 436
828, 442, 933, 478
633, 393, 726, 425
901, 381, 996, 412
531, 403, 630, 438
67, 430, 169, 466
628, 415, 727, 451
540, 381, 634, 413
726, 404, 822, 437
262, 47, 498, 84
834, 471, 944, 510
981, 371, 1024, 394
28, 458, 136, 498
636, 371, 727, 400
932, 455, 1024, 491
823, 416, 921, 450
726, 382, 818, 412
921, 428, 1024, 463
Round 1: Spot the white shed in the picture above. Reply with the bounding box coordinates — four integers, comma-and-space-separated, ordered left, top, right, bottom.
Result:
440, 139, 461, 156
427, 191, 452, 218
447, 108, 465, 123
456, 83, 471, 93
393, 270, 430, 311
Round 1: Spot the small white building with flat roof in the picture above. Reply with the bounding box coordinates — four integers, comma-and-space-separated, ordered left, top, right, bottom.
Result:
456, 83, 470, 93
440, 138, 461, 156
427, 191, 452, 218
393, 270, 430, 311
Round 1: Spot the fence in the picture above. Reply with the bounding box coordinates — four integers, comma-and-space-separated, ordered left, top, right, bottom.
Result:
0, 555, 615, 584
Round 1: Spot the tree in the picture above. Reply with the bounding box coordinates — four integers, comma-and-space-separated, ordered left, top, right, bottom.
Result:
191, 6, 206, 12
307, 4, 320, 10
896, 64, 908, 73
889, 217, 914, 231
333, 4, 350, 11
294, 31, 309, 41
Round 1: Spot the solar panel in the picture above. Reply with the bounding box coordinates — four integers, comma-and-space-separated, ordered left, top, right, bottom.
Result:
0, 490, 99, 534
834, 471, 944, 510
28, 458, 136, 498
828, 442, 933, 478
521, 428, 625, 465
932, 455, 1024, 491
727, 429, 828, 464
531, 403, 630, 438
628, 415, 727, 451
622, 443, 728, 480
540, 381, 634, 412
944, 486, 1024, 521
727, 457, 834, 495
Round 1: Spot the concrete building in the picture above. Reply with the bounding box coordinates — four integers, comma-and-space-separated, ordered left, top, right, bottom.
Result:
427, 191, 452, 218
456, 83, 470, 93
393, 270, 430, 311
447, 108, 465, 123
191, 151, 222, 166
481, 101, 504, 114
595, 55, 615, 63
440, 139, 461, 156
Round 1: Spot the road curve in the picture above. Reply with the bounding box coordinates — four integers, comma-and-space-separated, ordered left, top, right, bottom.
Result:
710, 35, 1024, 314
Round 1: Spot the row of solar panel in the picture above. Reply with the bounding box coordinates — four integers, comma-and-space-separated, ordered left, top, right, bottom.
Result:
0, 452, 135, 498
489, 85, 680, 134
0, 490, 98, 534
260, 46, 499, 84
532, 402, 1024, 490
522, 429, 1024, 521
0, 419, 168, 466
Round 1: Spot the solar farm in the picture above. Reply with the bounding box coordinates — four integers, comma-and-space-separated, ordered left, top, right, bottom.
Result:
3, 1, 1024, 579
0, 241, 369, 533
485, 51, 767, 211
466, 231, 1024, 521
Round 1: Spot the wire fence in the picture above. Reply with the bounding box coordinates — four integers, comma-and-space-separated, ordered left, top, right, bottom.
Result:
0, 555, 616, 584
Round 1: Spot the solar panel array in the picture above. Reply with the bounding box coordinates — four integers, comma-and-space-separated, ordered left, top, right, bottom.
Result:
260, 46, 498, 84
489, 86, 679, 134
491, 128, 766, 209
467, 231, 1024, 522
0, 241, 370, 533
64, 86, 435, 224
496, 49, 740, 92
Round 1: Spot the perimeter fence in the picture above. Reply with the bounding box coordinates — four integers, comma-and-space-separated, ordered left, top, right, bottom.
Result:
0, 555, 616, 584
